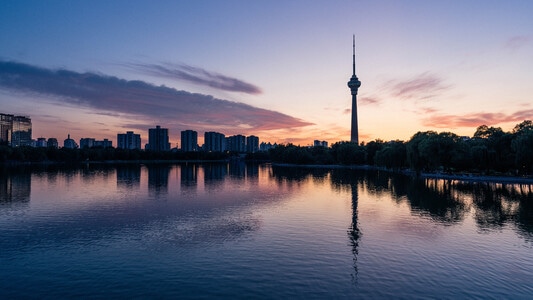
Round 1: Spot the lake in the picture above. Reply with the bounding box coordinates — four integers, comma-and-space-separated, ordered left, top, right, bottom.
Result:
1, 163, 532, 299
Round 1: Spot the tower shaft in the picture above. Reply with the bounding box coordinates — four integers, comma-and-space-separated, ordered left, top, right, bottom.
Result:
351, 93, 358, 144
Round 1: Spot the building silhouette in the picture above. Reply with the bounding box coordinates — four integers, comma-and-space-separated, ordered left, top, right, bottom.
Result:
1, 111, 278, 151
95, 139, 112, 148
226, 134, 246, 152
80, 138, 112, 148
348, 35, 362, 144
181, 130, 198, 152
0, 113, 13, 145
63, 134, 78, 149
246, 135, 259, 153
314, 140, 328, 147
35, 137, 47, 147
146, 125, 170, 151
204, 131, 226, 152
117, 131, 141, 150
260, 142, 277, 151
8, 115, 32, 147
47, 138, 58, 148
80, 138, 95, 148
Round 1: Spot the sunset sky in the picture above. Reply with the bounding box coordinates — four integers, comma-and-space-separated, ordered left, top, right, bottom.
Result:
1, 0, 532, 147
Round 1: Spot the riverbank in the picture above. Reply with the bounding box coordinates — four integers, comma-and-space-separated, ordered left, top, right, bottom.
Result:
0, 159, 232, 168
271, 163, 533, 185
3, 159, 533, 184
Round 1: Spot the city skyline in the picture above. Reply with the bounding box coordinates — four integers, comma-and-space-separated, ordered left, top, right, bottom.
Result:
1, 1, 532, 145
0, 112, 271, 151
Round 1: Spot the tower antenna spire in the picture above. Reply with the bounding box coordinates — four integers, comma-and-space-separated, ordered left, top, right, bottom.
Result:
352, 34, 356, 76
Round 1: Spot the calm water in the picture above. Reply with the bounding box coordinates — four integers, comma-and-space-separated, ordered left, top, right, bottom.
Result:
1, 163, 532, 299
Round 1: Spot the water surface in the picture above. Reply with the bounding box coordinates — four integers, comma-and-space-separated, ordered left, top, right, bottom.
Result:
1, 163, 532, 298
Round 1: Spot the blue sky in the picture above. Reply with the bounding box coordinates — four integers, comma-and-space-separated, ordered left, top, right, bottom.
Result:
1, 0, 532, 146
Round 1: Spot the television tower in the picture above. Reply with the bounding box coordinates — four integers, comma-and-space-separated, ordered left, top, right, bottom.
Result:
347, 35, 362, 144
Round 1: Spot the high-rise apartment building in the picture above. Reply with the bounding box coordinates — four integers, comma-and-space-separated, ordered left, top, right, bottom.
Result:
11, 116, 32, 147
246, 135, 259, 153
0, 113, 13, 145
204, 131, 226, 152
146, 125, 170, 151
80, 138, 96, 148
117, 131, 141, 150
226, 135, 246, 153
181, 130, 198, 152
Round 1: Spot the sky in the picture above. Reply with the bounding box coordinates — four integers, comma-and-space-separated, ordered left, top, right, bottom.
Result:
1, 0, 532, 147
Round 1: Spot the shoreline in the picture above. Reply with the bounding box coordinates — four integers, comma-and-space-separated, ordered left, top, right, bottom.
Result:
0, 159, 231, 166
3, 160, 533, 185
271, 163, 533, 185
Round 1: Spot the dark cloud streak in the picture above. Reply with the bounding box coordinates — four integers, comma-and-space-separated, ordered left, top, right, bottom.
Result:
387, 72, 449, 100
0, 61, 311, 132
504, 35, 531, 51
359, 96, 381, 106
127, 62, 262, 95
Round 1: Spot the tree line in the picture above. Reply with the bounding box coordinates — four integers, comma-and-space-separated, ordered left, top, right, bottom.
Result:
269, 120, 533, 175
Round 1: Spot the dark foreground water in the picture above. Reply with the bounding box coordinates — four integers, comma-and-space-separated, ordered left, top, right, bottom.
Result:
1, 163, 532, 299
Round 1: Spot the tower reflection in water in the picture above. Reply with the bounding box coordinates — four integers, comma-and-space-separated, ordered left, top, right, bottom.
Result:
330, 169, 361, 282
349, 180, 360, 281
272, 166, 363, 281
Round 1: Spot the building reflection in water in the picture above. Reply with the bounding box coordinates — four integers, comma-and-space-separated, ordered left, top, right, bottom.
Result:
228, 161, 246, 178
203, 163, 227, 181
147, 164, 170, 195
0, 168, 31, 206
245, 163, 260, 186
246, 163, 259, 178
116, 165, 141, 189
203, 163, 226, 192
180, 163, 198, 189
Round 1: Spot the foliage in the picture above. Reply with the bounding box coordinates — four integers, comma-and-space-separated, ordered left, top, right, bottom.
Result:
374, 140, 407, 170
512, 124, 533, 174
330, 142, 365, 165
267, 120, 533, 175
